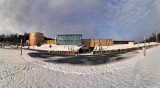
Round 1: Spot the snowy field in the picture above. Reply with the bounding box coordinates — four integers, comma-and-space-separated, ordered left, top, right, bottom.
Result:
20, 42, 159, 55
94, 42, 159, 51
22, 44, 83, 52
0, 46, 160, 88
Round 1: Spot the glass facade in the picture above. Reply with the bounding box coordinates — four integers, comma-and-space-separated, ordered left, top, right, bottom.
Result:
56, 34, 82, 45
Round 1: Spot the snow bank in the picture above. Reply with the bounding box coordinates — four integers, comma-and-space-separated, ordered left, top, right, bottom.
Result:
23, 44, 83, 52
93, 42, 159, 51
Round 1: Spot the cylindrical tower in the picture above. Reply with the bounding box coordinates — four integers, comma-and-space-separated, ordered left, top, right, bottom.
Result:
29, 32, 44, 46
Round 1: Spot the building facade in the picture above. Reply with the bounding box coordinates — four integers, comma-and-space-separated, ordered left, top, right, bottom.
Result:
56, 34, 82, 46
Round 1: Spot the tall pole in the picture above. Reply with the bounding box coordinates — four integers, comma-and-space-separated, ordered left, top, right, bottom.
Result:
94, 39, 95, 47
144, 36, 146, 56
156, 33, 158, 43
24, 32, 25, 44
21, 39, 22, 55
99, 39, 101, 54
155, 29, 159, 43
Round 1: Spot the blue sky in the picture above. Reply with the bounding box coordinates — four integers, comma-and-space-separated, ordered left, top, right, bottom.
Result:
0, 0, 159, 42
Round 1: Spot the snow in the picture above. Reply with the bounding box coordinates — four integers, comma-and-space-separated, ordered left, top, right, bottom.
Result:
23, 44, 83, 52
93, 42, 159, 51
20, 42, 159, 54
0, 45, 160, 88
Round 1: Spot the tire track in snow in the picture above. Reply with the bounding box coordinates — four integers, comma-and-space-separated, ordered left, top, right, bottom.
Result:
22, 49, 143, 75
0, 48, 58, 88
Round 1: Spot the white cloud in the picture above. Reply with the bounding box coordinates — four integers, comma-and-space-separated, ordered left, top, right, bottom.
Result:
0, 0, 158, 41
103, 0, 156, 41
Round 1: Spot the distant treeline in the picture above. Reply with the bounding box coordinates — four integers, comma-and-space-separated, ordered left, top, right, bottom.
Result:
145, 33, 160, 43
0, 33, 25, 43
0, 32, 53, 44
1, 32, 159, 44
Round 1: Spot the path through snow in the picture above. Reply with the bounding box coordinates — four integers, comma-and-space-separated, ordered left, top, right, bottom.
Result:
0, 46, 160, 88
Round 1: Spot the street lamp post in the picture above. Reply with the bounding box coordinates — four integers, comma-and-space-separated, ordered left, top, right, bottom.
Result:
144, 36, 146, 56
21, 39, 22, 55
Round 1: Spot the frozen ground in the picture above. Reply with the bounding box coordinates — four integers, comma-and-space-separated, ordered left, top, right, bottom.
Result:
21, 42, 159, 55
23, 44, 83, 52
0, 46, 160, 88
94, 42, 159, 51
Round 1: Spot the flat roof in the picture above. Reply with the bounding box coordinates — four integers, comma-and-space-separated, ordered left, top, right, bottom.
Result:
30, 32, 43, 34
57, 34, 82, 36
84, 38, 113, 40
114, 40, 135, 42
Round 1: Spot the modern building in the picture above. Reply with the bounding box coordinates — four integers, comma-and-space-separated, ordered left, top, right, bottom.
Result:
82, 39, 114, 47
29, 32, 44, 46
113, 40, 135, 46
56, 34, 82, 46
46, 40, 56, 44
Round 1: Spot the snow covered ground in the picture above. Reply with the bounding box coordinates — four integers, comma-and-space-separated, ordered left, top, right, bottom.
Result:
0, 45, 160, 88
94, 42, 159, 51
23, 44, 83, 52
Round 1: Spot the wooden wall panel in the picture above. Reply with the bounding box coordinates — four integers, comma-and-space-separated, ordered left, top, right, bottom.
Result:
29, 32, 44, 46
82, 39, 113, 47
46, 40, 56, 44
